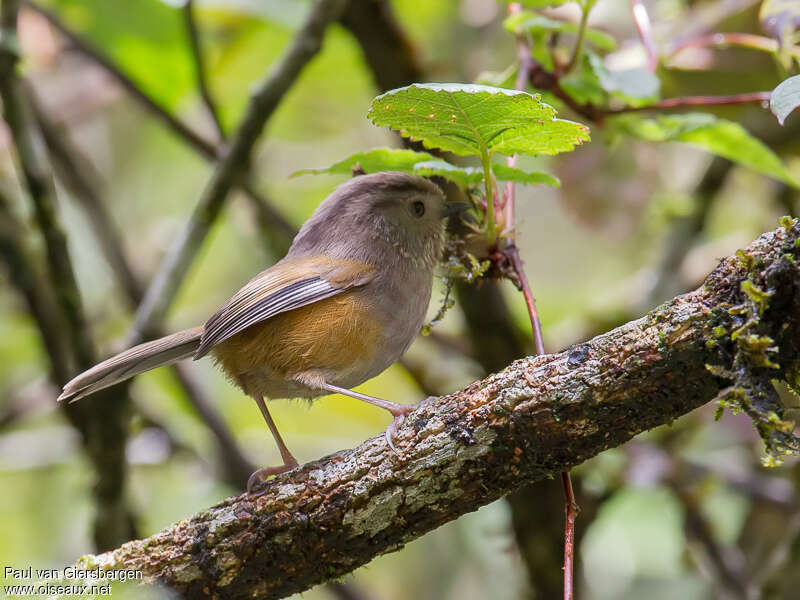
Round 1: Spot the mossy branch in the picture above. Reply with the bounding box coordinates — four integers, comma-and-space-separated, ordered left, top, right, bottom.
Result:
74, 223, 800, 599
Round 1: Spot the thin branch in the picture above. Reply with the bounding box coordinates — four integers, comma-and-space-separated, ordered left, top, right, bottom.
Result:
31, 95, 145, 303
0, 190, 72, 384
75, 224, 800, 599
22, 0, 295, 254
606, 92, 772, 114
564, 3, 590, 74
22, 0, 216, 157
127, 0, 348, 345
182, 0, 225, 142
631, 0, 659, 72
505, 246, 546, 356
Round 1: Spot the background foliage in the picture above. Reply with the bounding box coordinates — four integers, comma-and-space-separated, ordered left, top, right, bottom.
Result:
1, 0, 799, 599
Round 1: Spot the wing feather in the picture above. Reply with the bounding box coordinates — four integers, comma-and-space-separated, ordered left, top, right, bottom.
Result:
193, 257, 375, 359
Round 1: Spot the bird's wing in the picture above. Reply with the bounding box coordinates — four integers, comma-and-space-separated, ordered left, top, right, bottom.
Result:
193, 255, 376, 359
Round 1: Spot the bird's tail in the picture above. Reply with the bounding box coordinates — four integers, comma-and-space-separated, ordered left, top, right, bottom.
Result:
58, 326, 204, 403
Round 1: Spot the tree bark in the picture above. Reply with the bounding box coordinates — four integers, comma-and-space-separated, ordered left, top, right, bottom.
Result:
76, 223, 800, 599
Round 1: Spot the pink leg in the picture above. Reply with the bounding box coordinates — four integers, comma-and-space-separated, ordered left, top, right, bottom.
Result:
318, 382, 431, 454
247, 395, 299, 495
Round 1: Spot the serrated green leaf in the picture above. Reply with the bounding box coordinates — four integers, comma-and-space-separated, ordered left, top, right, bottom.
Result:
368, 83, 590, 158
491, 163, 560, 187
612, 113, 799, 187
770, 75, 800, 125
292, 148, 437, 177
292, 148, 482, 188
413, 161, 484, 187
504, 13, 616, 51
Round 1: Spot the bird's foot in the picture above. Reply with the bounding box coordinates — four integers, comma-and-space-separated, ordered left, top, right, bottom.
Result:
246, 458, 299, 496
384, 396, 438, 455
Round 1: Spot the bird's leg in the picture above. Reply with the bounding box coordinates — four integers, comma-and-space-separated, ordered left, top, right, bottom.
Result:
317, 382, 429, 454
247, 395, 299, 495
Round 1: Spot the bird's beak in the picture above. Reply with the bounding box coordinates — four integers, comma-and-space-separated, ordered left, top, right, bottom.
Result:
443, 202, 469, 218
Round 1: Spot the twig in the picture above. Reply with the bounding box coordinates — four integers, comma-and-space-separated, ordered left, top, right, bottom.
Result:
182, 0, 225, 142
565, 3, 590, 73
21, 0, 295, 254
504, 247, 545, 356
127, 0, 348, 345
22, 0, 215, 156
607, 92, 772, 114
631, 0, 659, 72
338, 0, 422, 92
31, 96, 145, 303
0, 190, 72, 384
504, 7, 578, 595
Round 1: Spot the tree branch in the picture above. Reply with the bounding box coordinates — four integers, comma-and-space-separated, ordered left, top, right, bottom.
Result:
183, 0, 225, 142
77, 224, 800, 599
127, 0, 348, 345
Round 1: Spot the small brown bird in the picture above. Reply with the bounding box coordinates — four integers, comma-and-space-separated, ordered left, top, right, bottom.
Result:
59, 172, 453, 493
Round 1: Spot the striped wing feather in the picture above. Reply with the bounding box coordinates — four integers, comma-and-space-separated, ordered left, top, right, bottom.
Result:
193, 256, 376, 359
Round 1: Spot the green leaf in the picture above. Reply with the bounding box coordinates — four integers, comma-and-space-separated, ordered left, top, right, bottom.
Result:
504, 13, 616, 51
588, 53, 660, 107
368, 83, 590, 158
491, 163, 560, 187
292, 148, 437, 177
413, 161, 484, 187
292, 148, 482, 188
43, 0, 194, 110
770, 75, 800, 125
611, 113, 799, 187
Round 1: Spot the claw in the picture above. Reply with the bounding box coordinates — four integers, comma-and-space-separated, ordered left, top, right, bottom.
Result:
246, 459, 299, 496
385, 414, 407, 455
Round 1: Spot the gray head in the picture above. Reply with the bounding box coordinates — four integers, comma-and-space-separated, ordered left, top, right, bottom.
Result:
288, 172, 448, 269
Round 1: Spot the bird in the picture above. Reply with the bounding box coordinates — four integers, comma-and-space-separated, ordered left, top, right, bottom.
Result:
58, 171, 456, 494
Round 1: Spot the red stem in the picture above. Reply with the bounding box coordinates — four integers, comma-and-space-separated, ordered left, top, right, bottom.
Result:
562, 471, 579, 600
505, 246, 546, 356
631, 0, 659, 72
506, 7, 576, 598
607, 91, 771, 113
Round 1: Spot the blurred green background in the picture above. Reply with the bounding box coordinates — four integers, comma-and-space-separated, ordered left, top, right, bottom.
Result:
1, 0, 799, 599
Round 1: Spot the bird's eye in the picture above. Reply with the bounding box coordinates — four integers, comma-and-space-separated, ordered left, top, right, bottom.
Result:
411, 201, 425, 217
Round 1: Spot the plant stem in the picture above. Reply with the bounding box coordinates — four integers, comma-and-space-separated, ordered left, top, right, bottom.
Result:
565, 4, 590, 73
631, 0, 659, 72
481, 149, 497, 247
